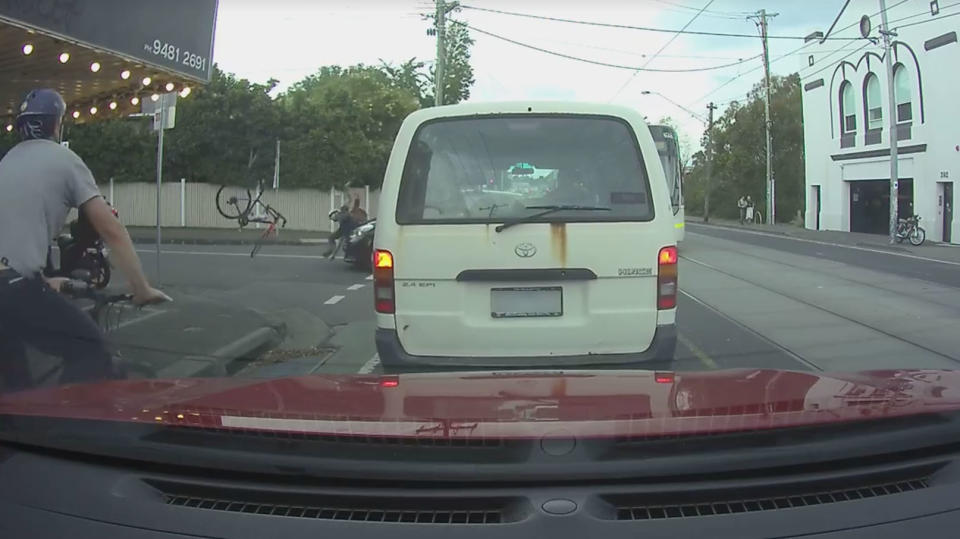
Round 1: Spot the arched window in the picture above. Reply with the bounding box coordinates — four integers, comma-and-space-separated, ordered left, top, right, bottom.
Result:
894, 65, 912, 123
839, 81, 856, 133
864, 73, 883, 130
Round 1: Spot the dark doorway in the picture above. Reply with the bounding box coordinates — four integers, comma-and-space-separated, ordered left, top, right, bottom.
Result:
849, 179, 914, 234
944, 182, 954, 243
813, 185, 821, 230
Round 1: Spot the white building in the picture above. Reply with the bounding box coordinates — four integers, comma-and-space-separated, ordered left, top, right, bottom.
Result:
800, 0, 959, 243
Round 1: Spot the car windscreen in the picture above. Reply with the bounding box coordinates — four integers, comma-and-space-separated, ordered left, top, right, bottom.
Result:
395, 115, 654, 224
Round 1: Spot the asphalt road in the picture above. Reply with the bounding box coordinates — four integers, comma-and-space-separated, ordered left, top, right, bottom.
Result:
45, 222, 954, 384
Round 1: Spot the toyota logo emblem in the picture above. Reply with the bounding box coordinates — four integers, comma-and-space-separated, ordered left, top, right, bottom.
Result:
515, 243, 537, 258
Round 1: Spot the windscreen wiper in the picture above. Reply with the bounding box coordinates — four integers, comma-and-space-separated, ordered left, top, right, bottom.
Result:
495, 205, 611, 233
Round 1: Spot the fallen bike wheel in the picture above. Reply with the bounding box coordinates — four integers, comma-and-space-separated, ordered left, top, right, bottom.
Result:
216, 185, 253, 220
910, 226, 926, 246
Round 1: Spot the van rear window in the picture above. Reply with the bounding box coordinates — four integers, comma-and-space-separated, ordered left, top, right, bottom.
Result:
396, 115, 654, 224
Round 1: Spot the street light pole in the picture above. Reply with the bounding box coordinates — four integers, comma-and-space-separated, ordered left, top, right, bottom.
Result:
434, 0, 447, 106
879, 0, 899, 243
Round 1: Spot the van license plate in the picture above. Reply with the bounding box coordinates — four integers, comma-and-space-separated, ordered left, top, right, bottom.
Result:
491, 287, 562, 318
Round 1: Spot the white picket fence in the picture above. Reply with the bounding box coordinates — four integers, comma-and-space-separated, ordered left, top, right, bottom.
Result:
97, 180, 378, 232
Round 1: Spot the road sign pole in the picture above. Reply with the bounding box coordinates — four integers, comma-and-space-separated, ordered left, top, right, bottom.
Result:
155, 101, 165, 284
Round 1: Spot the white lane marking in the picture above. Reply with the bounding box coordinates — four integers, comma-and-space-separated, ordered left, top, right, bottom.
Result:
347, 284, 365, 290
358, 354, 380, 374
324, 295, 345, 305
365, 275, 373, 281
686, 225, 960, 268
116, 308, 167, 330
136, 249, 327, 260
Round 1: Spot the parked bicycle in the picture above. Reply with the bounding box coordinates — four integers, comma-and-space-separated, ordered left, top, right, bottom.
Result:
895, 215, 926, 246
215, 180, 288, 257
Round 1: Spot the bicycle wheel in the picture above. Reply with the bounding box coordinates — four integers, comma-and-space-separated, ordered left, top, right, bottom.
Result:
216, 185, 253, 219
909, 226, 926, 246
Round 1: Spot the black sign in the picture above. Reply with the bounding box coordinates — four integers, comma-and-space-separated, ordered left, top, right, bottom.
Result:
0, 0, 218, 82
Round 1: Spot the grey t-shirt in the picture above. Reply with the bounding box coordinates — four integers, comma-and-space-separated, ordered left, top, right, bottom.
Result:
0, 139, 101, 276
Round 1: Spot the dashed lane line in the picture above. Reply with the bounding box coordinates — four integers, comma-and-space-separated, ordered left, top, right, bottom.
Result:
324, 295, 345, 305
358, 354, 381, 374
347, 284, 365, 290
365, 275, 373, 281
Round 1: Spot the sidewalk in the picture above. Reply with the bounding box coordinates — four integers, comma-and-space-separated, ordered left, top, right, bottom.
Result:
127, 226, 329, 246
687, 216, 960, 264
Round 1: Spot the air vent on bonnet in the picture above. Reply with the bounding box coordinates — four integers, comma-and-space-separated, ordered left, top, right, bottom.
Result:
613, 477, 930, 520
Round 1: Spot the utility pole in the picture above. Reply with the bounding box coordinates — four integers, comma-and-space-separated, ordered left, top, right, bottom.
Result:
704, 102, 717, 223
879, 0, 899, 243
752, 9, 778, 224
434, 0, 447, 107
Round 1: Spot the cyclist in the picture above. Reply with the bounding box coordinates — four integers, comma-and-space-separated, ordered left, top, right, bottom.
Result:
0, 89, 169, 391
324, 204, 354, 258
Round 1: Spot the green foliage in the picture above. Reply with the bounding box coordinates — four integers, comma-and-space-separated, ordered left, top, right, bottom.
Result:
685, 73, 804, 221
30, 29, 475, 190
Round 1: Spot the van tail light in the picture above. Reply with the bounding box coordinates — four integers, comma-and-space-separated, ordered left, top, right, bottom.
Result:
657, 246, 678, 310
374, 249, 395, 314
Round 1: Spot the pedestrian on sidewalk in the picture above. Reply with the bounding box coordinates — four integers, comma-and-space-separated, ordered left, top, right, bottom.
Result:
738, 195, 748, 225
745, 196, 755, 224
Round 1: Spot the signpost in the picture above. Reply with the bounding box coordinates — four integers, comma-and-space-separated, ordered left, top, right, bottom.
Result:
149, 93, 177, 282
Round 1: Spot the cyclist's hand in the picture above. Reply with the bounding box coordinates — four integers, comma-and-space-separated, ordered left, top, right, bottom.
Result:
45, 277, 69, 292
132, 286, 172, 306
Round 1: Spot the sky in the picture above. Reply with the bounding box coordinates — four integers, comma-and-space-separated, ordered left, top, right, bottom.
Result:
212, 0, 849, 150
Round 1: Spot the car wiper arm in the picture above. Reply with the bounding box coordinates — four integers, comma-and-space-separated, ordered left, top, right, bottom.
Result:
495, 205, 611, 233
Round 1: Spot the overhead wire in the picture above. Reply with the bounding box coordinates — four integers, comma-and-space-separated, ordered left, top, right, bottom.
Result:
609, 0, 717, 100
451, 21, 762, 73
457, 3, 860, 41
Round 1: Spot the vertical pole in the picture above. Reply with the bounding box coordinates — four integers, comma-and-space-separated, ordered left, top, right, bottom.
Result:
759, 9, 775, 224
880, 0, 899, 243
155, 101, 165, 283
365, 184, 370, 214
329, 186, 335, 233
180, 178, 186, 227
435, 0, 446, 107
704, 102, 716, 223
273, 138, 281, 192
109, 177, 114, 206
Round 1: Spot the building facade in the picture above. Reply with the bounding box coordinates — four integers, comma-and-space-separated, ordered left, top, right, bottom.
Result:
800, 0, 959, 243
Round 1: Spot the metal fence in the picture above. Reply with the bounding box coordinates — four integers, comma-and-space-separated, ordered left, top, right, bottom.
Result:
97, 180, 378, 232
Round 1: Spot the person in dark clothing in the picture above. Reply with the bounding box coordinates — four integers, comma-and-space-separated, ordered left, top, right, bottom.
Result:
325, 204, 356, 258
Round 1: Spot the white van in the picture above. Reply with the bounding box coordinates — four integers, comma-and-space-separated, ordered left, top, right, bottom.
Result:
373, 102, 677, 370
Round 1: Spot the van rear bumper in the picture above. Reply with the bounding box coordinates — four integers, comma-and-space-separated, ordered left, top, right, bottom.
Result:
375, 324, 677, 371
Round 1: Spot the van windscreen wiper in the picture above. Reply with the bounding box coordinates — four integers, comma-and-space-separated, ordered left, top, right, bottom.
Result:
495, 205, 611, 233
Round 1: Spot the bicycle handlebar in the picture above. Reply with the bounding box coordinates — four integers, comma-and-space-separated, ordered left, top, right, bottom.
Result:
60, 280, 132, 304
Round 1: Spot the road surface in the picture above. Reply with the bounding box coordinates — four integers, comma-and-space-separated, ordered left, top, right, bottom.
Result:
75, 223, 960, 380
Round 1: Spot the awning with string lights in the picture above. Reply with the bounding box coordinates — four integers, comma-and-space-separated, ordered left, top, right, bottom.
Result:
0, 0, 217, 130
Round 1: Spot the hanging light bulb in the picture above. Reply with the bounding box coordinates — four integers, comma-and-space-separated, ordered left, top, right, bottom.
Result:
90, 62, 101, 73
5, 124, 13, 133
150, 93, 160, 102
120, 70, 131, 80
179, 87, 192, 98
72, 111, 80, 119
109, 101, 118, 110
141, 76, 152, 86
165, 82, 175, 92
89, 106, 98, 115
59, 52, 70, 64
130, 96, 140, 106
21, 44, 34, 55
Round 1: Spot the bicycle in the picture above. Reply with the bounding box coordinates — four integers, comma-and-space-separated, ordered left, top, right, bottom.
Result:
895, 215, 926, 246
215, 180, 288, 258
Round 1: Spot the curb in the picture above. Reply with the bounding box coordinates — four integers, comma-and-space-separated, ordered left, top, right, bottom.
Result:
132, 238, 327, 247
690, 220, 920, 253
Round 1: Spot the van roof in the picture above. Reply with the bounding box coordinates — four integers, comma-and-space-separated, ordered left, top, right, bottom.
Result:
404, 101, 649, 124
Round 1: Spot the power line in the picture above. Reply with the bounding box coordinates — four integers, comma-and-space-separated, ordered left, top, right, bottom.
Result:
452, 21, 762, 73
894, 7, 960, 29
609, 0, 717, 100
689, 0, 912, 106
457, 3, 860, 41
651, 0, 752, 17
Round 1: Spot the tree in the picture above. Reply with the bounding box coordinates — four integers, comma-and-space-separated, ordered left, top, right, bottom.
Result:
380, 58, 432, 108
434, 21, 475, 105
684, 73, 804, 222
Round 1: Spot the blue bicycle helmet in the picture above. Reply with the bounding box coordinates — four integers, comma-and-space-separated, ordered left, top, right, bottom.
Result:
15, 88, 67, 142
